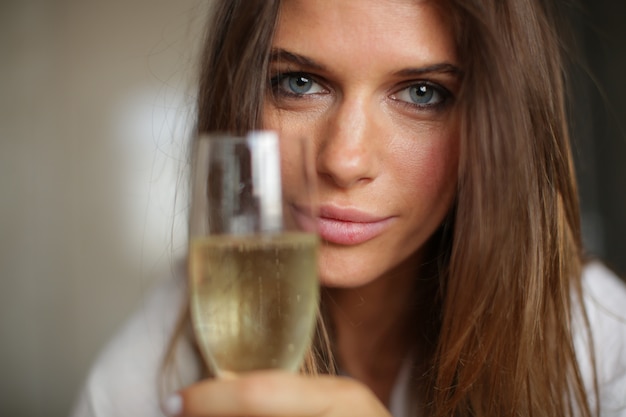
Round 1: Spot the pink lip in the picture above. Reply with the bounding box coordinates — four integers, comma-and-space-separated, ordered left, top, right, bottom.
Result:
291, 204, 395, 245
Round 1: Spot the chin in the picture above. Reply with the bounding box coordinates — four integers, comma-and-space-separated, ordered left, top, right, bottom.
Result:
315, 240, 427, 290
318, 273, 367, 289
316, 255, 381, 289
315, 240, 400, 288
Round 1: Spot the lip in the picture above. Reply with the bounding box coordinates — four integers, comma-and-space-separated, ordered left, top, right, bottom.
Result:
291, 204, 395, 245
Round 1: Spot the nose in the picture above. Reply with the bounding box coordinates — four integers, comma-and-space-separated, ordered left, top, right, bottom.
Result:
316, 96, 380, 189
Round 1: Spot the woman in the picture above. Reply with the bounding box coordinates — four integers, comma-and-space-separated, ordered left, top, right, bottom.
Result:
72, 0, 626, 416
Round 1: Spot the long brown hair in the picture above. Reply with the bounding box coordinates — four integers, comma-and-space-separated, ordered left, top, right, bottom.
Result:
165, 0, 597, 415
428, 0, 595, 415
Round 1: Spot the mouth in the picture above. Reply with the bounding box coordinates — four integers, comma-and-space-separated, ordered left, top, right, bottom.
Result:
290, 204, 395, 245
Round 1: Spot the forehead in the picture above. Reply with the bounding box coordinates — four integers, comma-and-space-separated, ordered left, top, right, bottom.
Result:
274, 0, 458, 70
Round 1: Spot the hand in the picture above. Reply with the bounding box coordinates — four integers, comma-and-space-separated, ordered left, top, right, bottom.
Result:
165, 370, 392, 417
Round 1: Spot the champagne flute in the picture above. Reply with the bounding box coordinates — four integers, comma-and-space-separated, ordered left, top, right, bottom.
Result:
188, 131, 319, 377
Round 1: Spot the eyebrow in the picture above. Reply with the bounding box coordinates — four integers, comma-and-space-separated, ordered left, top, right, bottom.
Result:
269, 48, 462, 78
269, 48, 327, 71
394, 63, 462, 78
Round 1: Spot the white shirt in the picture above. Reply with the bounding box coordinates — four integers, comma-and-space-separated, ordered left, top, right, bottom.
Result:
70, 262, 626, 417
574, 262, 626, 416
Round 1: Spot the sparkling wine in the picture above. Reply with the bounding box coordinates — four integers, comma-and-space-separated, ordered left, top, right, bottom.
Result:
189, 232, 319, 376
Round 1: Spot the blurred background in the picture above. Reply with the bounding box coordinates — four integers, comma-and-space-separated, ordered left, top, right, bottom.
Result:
0, 1, 624, 416
1, 1, 202, 416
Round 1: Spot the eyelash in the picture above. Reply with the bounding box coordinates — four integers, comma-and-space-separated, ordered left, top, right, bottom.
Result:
390, 81, 453, 111
269, 71, 327, 98
269, 71, 453, 111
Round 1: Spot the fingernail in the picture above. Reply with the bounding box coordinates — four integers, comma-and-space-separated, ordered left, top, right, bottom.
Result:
163, 393, 183, 416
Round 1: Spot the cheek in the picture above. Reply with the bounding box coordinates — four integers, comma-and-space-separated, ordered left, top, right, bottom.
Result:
270, 121, 318, 213
390, 134, 459, 239
279, 143, 302, 198
395, 128, 459, 199
263, 103, 321, 199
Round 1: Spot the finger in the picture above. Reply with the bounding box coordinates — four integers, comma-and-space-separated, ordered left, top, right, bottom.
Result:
174, 371, 330, 417
168, 371, 389, 417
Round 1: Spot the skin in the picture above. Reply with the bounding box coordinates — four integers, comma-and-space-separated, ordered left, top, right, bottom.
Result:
176, 0, 460, 415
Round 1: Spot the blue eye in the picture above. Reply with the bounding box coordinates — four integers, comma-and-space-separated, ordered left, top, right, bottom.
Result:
287, 74, 314, 94
410, 85, 435, 104
271, 72, 325, 96
393, 82, 449, 108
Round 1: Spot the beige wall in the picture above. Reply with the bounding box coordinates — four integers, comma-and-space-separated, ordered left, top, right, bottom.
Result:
0, 1, 205, 416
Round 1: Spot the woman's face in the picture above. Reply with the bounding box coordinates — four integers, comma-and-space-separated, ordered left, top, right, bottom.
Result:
264, 0, 460, 288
